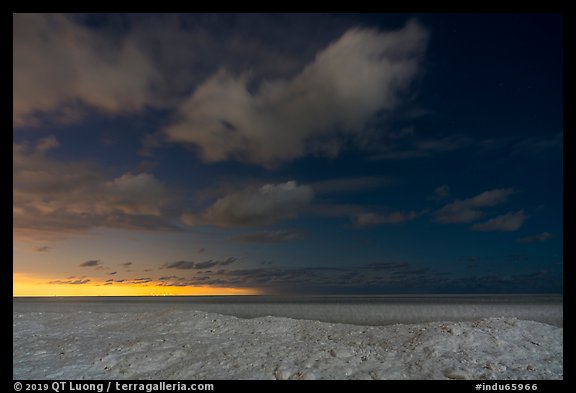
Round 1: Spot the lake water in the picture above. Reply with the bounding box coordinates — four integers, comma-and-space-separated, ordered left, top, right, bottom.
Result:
13, 294, 563, 327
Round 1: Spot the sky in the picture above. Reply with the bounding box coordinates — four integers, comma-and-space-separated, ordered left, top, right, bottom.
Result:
13, 13, 563, 296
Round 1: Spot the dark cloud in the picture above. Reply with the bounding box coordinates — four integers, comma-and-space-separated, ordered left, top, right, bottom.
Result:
126, 278, 153, 284
33, 245, 51, 252
310, 176, 390, 194
79, 260, 101, 267
232, 230, 302, 243
125, 253, 561, 294
310, 202, 420, 228
163, 261, 196, 269
365, 262, 411, 270
162, 257, 237, 270
105, 279, 126, 284
352, 210, 418, 227
369, 135, 474, 160
159, 275, 186, 281
153, 261, 443, 293
48, 279, 90, 285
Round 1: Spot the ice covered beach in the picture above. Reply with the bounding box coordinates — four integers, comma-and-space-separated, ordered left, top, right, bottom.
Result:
13, 295, 563, 380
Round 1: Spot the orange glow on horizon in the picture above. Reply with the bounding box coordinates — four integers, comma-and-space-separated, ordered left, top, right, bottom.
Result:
13, 272, 261, 297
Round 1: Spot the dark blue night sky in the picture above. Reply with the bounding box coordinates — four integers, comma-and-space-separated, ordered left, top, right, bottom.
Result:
13, 13, 563, 295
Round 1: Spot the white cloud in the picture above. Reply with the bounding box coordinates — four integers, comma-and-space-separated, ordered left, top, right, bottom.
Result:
13, 13, 160, 126
163, 20, 428, 166
471, 210, 526, 232
105, 173, 168, 215
183, 181, 314, 227
15, 14, 354, 127
435, 188, 516, 224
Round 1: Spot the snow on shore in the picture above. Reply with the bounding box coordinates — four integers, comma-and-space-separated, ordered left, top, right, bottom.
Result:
13, 310, 562, 380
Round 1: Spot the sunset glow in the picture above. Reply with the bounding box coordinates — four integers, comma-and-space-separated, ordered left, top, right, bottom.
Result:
13, 273, 260, 297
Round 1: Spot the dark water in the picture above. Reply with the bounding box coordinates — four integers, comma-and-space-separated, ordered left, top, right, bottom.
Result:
13, 294, 563, 327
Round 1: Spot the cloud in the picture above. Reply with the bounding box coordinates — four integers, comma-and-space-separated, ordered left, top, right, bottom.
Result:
432, 184, 451, 200
512, 133, 563, 156
13, 14, 160, 126
232, 230, 302, 243
365, 262, 411, 270
13, 137, 176, 240
67, 252, 557, 294
33, 245, 51, 253
106, 279, 126, 284
152, 260, 445, 294
310, 176, 389, 194
435, 188, 516, 224
48, 279, 90, 285
163, 20, 428, 166
35, 135, 60, 152
471, 210, 526, 232
105, 173, 169, 215
517, 232, 553, 244
352, 210, 418, 227
79, 260, 101, 267
369, 135, 474, 160
14, 14, 359, 128
183, 181, 314, 227
126, 278, 153, 284
162, 257, 237, 270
